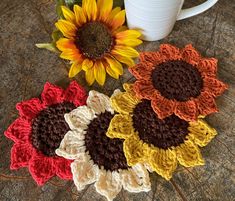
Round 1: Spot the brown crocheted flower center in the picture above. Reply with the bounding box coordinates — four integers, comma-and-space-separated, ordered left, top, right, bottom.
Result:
132, 100, 189, 149
85, 111, 128, 171
31, 102, 76, 156
151, 60, 203, 101
75, 22, 113, 59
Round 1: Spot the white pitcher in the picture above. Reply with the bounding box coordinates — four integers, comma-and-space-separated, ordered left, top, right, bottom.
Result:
124, 0, 219, 41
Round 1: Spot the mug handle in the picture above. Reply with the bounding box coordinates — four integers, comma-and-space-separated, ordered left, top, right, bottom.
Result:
177, 0, 218, 20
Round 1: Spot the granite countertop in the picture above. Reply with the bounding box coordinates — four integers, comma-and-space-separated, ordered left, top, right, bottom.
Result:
0, 0, 234, 200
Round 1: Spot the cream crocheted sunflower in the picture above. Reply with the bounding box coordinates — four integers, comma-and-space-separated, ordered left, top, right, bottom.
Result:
56, 90, 151, 201
107, 84, 217, 180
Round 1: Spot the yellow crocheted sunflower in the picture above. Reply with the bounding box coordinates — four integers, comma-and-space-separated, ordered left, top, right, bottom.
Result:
55, 0, 142, 85
107, 84, 217, 180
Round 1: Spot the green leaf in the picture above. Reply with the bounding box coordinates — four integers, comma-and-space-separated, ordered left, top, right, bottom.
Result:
65, 0, 82, 8
35, 43, 59, 53
56, 0, 66, 18
52, 30, 63, 42
113, 0, 124, 8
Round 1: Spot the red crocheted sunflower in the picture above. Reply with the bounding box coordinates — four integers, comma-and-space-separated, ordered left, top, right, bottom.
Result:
4, 81, 87, 185
130, 44, 228, 121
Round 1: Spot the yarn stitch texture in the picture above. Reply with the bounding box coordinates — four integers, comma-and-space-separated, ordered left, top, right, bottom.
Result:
107, 84, 217, 180
56, 90, 151, 201
129, 44, 228, 121
4, 81, 87, 185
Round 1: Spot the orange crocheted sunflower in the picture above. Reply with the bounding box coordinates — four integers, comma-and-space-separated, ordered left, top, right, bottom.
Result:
130, 44, 228, 121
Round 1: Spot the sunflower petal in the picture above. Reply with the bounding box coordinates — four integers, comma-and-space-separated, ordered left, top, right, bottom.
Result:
197, 91, 218, 116
109, 10, 126, 30
112, 26, 128, 35
116, 38, 142, 47
106, 65, 119, 79
176, 140, 204, 167
56, 38, 76, 51
107, 114, 135, 139
61, 6, 76, 23
95, 170, 122, 201
111, 90, 140, 114
74, 5, 86, 26
115, 30, 141, 39
133, 80, 156, 99
123, 135, 147, 166
82, 0, 97, 21
106, 7, 121, 23
82, 59, 94, 71
97, 0, 113, 21
203, 77, 228, 97
69, 62, 82, 78
151, 93, 175, 119
59, 49, 82, 61
105, 56, 123, 75
85, 68, 95, 85
112, 45, 139, 58
94, 61, 106, 85
55, 20, 77, 39
149, 148, 177, 180
175, 100, 197, 121
113, 53, 135, 67
181, 44, 201, 65
188, 119, 217, 147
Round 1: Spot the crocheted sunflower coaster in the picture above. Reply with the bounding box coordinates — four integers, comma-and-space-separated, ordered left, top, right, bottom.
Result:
56, 90, 151, 201
4, 81, 87, 185
107, 84, 217, 180
129, 44, 228, 121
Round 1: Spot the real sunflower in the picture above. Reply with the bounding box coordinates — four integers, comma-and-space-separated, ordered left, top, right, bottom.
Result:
55, 0, 142, 85
107, 84, 217, 180
129, 44, 228, 121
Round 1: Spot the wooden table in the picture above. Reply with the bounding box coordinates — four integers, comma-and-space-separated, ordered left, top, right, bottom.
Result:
0, 0, 234, 200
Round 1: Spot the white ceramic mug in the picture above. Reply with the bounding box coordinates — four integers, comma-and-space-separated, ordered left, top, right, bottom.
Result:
124, 0, 219, 41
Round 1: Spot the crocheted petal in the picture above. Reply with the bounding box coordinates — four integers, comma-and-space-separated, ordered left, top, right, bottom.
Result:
95, 170, 122, 201
139, 51, 164, 65
149, 148, 177, 181
55, 130, 86, 160
10, 143, 33, 170
129, 63, 153, 80
4, 117, 31, 143
41, 82, 64, 106
175, 100, 197, 121
87, 90, 114, 114
54, 157, 73, 180
197, 58, 218, 77
159, 44, 182, 60
181, 44, 201, 65
176, 140, 204, 167
71, 159, 98, 191
188, 119, 217, 147
203, 77, 228, 97
63, 81, 87, 107
197, 91, 218, 116
16, 98, 44, 119
111, 90, 139, 114
121, 163, 151, 193
134, 80, 157, 100
123, 135, 146, 166
65, 106, 95, 130
29, 152, 55, 186
107, 114, 135, 139
151, 93, 175, 119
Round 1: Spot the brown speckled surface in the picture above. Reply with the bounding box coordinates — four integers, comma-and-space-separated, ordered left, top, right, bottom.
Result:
0, 0, 234, 200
